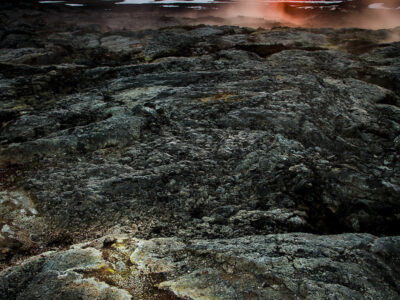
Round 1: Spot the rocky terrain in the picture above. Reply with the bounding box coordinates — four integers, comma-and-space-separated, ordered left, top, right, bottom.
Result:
1, 2, 400, 299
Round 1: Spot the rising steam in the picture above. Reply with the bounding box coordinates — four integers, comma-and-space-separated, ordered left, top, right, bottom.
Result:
210, 0, 400, 29
68, 0, 400, 33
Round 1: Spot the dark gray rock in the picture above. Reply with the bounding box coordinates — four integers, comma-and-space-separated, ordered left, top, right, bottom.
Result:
0, 4, 399, 298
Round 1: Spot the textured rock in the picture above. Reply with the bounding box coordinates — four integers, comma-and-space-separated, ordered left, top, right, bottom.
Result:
0, 245, 131, 300
0, 3, 400, 299
1, 233, 399, 299
1, 22, 399, 239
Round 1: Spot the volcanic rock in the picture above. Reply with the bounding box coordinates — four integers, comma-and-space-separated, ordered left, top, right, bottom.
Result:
0, 3, 400, 299
1, 233, 399, 299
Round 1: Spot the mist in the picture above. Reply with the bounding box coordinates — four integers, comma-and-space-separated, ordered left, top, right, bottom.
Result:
33, 0, 400, 38
189, 0, 400, 29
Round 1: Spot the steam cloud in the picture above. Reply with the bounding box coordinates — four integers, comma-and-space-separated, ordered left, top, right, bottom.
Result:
69, 0, 400, 34
212, 0, 400, 29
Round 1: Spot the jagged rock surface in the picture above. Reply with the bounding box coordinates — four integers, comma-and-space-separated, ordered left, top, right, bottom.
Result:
1, 4, 400, 299
1, 234, 400, 300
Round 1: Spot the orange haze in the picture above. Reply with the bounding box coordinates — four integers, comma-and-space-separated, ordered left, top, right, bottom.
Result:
210, 0, 400, 29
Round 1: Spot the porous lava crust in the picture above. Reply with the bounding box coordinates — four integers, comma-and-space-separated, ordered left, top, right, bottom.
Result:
0, 2, 400, 299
